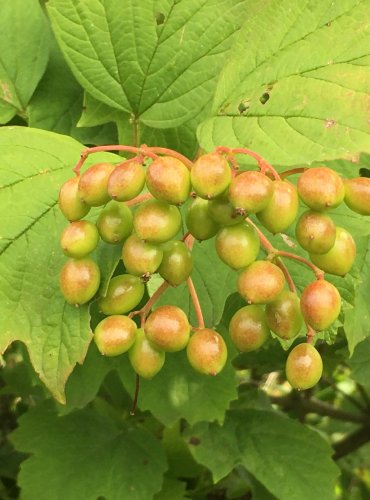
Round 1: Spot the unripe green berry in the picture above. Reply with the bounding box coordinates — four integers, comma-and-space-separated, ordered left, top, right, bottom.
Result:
300, 280, 341, 331
265, 291, 303, 340
108, 161, 145, 201
187, 328, 227, 375
94, 315, 137, 356
229, 171, 273, 213
98, 274, 145, 315
215, 222, 260, 270
129, 328, 165, 378
59, 177, 90, 221
229, 305, 269, 352
257, 181, 299, 234
146, 156, 190, 205
190, 153, 231, 199
145, 305, 190, 352
344, 177, 370, 215
207, 196, 244, 226
286, 343, 323, 390
96, 201, 133, 244
297, 167, 345, 211
295, 210, 336, 254
78, 163, 116, 206
158, 241, 193, 286
60, 257, 100, 305
60, 221, 99, 258
122, 234, 163, 277
237, 261, 285, 304
185, 198, 220, 241
133, 199, 181, 243
309, 227, 356, 276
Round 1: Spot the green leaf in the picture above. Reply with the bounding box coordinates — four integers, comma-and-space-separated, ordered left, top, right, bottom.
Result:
0, 127, 120, 402
187, 409, 339, 500
348, 337, 370, 388
154, 477, 187, 500
47, 0, 246, 128
0, 0, 50, 123
11, 403, 167, 500
198, 0, 370, 166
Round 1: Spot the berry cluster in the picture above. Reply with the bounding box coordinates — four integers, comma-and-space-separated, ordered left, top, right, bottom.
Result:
58, 144, 370, 395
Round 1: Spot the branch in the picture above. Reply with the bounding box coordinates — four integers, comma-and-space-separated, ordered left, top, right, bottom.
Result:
129, 281, 170, 327
187, 277, 205, 328
216, 146, 281, 180
280, 167, 308, 179
276, 250, 325, 280
333, 426, 370, 460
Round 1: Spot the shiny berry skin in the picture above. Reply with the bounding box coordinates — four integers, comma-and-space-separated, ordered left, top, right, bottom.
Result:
190, 153, 231, 199
146, 156, 190, 205
344, 177, 370, 215
60, 258, 100, 305
158, 241, 193, 286
144, 305, 190, 352
207, 196, 244, 226
187, 328, 227, 375
133, 199, 181, 243
78, 163, 116, 206
122, 234, 163, 277
108, 161, 145, 201
185, 198, 219, 241
257, 181, 299, 234
295, 210, 336, 254
128, 328, 165, 378
300, 280, 341, 331
229, 171, 273, 213
265, 291, 303, 340
229, 305, 269, 352
98, 274, 145, 315
96, 201, 133, 244
309, 227, 356, 276
94, 315, 137, 356
59, 177, 90, 221
297, 167, 345, 211
60, 221, 99, 258
286, 343, 323, 390
215, 222, 260, 270
237, 261, 285, 304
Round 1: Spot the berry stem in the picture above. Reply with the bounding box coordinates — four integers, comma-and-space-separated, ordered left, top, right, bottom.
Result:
187, 277, 205, 328
276, 251, 325, 280
245, 217, 275, 253
216, 146, 280, 180
276, 257, 297, 293
148, 147, 193, 169
129, 281, 170, 327
305, 322, 316, 343
125, 193, 153, 207
280, 167, 308, 179
130, 374, 140, 416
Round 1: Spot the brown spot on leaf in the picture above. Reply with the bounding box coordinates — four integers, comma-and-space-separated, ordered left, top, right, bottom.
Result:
189, 437, 201, 446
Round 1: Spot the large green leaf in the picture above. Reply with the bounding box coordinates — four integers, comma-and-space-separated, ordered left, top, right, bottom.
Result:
198, 0, 370, 166
47, 0, 247, 128
187, 409, 339, 500
11, 403, 167, 500
0, 127, 119, 402
0, 0, 50, 123
348, 336, 370, 388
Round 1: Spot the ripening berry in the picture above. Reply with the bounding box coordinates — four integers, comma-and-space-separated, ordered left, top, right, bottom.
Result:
60, 221, 99, 258
229, 305, 269, 352
78, 163, 116, 206
237, 261, 285, 304
257, 181, 299, 234
185, 198, 220, 241
98, 274, 145, 315
207, 196, 244, 226
60, 258, 100, 305
344, 177, 370, 215
96, 201, 133, 244
295, 210, 336, 254
297, 167, 345, 211
286, 343, 323, 390
146, 156, 190, 205
122, 234, 163, 277
59, 177, 90, 221
229, 171, 273, 213
309, 227, 356, 276
94, 315, 137, 356
133, 199, 181, 243
158, 241, 193, 286
190, 153, 231, 199
215, 222, 260, 270
187, 329, 227, 375
108, 161, 145, 201
300, 280, 341, 331
265, 291, 303, 340
129, 328, 165, 378
145, 305, 190, 352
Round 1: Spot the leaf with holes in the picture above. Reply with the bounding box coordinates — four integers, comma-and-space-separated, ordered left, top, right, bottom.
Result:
0, 0, 50, 123
0, 127, 120, 402
47, 0, 247, 128
198, 0, 370, 166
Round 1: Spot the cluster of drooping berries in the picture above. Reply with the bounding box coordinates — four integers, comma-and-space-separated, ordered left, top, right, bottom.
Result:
58, 144, 370, 391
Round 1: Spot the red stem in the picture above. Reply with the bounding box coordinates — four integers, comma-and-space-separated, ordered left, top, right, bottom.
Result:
130, 374, 140, 416
148, 147, 193, 169
246, 217, 274, 253
129, 281, 170, 327
276, 257, 296, 293
187, 277, 205, 329
216, 146, 280, 180
280, 167, 308, 179
277, 251, 324, 280
125, 192, 153, 207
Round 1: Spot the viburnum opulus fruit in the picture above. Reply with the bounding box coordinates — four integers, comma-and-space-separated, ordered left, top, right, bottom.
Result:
129, 328, 165, 378
96, 201, 133, 244
108, 160, 145, 201
286, 343, 323, 390
344, 177, 370, 215
237, 261, 285, 304
187, 329, 227, 375
59, 177, 90, 221
265, 291, 303, 340
98, 274, 145, 315
94, 315, 137, 356
229, 171, 273, 213
146, 156, 190, 205
60, 220, 99, 258
300, 280, 341, 331
122, 233, 163, 277
60, 257, 100, 305
229, 305, 270, 352
133, 199, 181, 243
295, 210, 336, 254
257, 180, 299, 234
144, 305, 190, 352
185, 197, 220, 241
158, 240, 193, 286
215, 222, 260, 270
309, 227, 356, 276
78, 162, 116, 206
297, 167, 345, 210
190, 153, 231, 199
